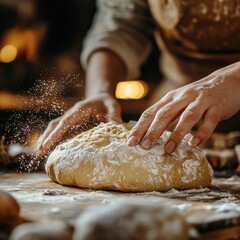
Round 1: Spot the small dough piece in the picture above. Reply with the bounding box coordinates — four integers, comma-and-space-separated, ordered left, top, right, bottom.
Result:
45, 122, 213, 192
0, 190, 23, 234
74, 202, 190, 240
0, 190, 20, 220
9, 221, 73, 240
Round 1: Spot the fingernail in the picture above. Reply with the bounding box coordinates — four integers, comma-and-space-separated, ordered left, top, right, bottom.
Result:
189, 136, 200, 147
127, 136, 138, 146
140, 138, 151, 149
165, 141, 175, 154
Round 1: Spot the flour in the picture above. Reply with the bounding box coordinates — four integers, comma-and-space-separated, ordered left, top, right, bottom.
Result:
181, 160, 200, 184
50, 207, 61, 214
205, 202, 240, 213
74, 202, 189, 240
216, 196, 239, 203
42, 189, 67, 196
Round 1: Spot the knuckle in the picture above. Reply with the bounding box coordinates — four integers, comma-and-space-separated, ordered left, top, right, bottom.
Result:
164, 91, 174, 101
171, 129, 186, 143
198, 92, 212, 102
207, 112, 220, 123
199, 126, 212, 138
141, 109, 153, 119
184, 87, 196, 97
181, 109, 199, 122
202, 89, 213, 98
176, 130, 187, 139
156, 107, 171, 120
146, 126, 160, 141
145, 132, 156, 142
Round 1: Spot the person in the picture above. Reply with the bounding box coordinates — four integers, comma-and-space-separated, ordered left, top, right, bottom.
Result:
37, 0, 240, 156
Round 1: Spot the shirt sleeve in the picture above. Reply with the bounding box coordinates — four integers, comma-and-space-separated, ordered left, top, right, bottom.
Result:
80, 0, 154, 79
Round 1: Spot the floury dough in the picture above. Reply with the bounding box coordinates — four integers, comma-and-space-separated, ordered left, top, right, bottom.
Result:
73, 202, 189, 240
45, 122, 213, 192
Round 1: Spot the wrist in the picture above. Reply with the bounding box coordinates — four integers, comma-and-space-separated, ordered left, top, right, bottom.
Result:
85, 50, 127, 98
231, 61, 240, 86
85, 77, 117, 98
85, 89, 115, 99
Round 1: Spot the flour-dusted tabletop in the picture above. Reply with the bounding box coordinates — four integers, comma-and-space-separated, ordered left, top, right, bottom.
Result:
1, 172, 240, 239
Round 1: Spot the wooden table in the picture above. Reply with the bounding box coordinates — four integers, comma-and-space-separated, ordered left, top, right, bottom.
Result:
1, 172, 240, 239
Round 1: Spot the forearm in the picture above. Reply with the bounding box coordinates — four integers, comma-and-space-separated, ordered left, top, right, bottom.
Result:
227, 61, 240, 112
85, 50, 127, 98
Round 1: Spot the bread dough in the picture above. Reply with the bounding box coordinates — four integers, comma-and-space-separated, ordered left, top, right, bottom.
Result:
0, 190, 22, 233
0, 190, 20, 219
45, 122, 213, 192
9, 221, 73, 240
74, 202, 190, 240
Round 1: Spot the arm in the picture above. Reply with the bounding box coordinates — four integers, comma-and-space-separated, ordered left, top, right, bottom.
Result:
37, 50, 126, 155
81, 0, 154, 80
37, 0, 154, 155
127, 61, 240, 153
85, 50, 126, 98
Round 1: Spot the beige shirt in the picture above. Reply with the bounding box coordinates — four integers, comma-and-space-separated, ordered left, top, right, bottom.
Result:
81, 0, 240, 84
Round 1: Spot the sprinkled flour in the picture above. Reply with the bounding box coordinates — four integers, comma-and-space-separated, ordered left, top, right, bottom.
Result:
41, 189, 67, 196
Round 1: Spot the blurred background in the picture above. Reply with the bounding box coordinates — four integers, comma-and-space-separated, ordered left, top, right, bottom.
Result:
0, 0, 161, 147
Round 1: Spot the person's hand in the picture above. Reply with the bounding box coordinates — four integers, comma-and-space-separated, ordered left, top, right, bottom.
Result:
37, 93, 122, 156
127, 62, 240, 153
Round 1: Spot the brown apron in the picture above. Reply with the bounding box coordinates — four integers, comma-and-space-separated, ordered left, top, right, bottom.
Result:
148, 0, 240, 84
147, 0, 240, 131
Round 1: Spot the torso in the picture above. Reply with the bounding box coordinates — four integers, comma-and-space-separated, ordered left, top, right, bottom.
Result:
148, 0, 240, 53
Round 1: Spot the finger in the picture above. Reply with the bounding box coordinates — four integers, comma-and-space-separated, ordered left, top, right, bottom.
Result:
36, 117, 61, 153
127, 104, 162, 146
52, 119, 91, 145
127, 97, 172, 146
164, 102, 207, 153
189, 106, 220, 147
41, 110, 85, 155
139, 98, 192, 150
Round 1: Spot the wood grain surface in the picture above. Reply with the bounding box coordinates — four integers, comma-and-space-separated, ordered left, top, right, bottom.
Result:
0, 172, 240, 239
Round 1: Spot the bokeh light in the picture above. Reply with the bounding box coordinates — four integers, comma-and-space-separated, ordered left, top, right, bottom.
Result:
115, 80, 149, 99
0, 44, 18, 63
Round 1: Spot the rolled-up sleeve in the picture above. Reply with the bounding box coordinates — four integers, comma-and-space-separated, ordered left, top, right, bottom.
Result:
80, 0, 154, 79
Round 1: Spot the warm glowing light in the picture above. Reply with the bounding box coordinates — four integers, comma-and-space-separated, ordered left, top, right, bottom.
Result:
0, 44, 18, 63
115, 80, 149, 99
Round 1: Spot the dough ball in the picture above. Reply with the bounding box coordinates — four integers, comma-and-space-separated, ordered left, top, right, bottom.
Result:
9, 221, 73, 240
45, 122, 213, 192
74, 202, 190, 240
0, 190, 20, 220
